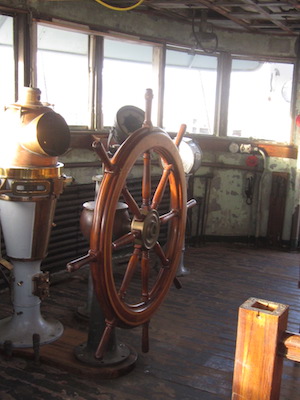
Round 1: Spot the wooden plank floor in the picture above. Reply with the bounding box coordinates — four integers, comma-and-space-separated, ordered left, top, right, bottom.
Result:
1, 243, 300, 399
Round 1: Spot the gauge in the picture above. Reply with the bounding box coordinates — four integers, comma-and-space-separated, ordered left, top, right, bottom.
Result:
229, 142, 239, 153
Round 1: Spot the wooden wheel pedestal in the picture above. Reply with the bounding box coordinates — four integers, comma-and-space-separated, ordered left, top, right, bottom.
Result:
74, 292, 138, 375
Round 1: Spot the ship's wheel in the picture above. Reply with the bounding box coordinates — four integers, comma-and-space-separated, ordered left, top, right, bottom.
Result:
74, 89, 195, 358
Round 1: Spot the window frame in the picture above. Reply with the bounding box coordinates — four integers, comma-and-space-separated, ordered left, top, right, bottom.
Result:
0, 13, 15, 106
2, 11, 297, 145
163, 45, 219, 135
102, 36, 160, 128
226, 54, 296, 144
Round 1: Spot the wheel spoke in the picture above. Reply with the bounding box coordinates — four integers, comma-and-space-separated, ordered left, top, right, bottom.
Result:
141, 250, 150, 302
142, 151, 151, 209
122, 186, 143, 219
153, 242, 169, 267
112, 232, 136, 251
118, 245, 141, 300
159, 209, 179, 224
174, 124, 187, 147
92, 140, 114, 171
151, 163, 172, 210
95, 319, 116, 359
142, 321, 150, 353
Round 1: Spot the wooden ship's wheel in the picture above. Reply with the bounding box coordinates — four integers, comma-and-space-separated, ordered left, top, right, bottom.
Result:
69, 89, 195, 359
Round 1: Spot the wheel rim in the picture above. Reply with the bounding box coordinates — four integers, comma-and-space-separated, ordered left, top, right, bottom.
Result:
90, 127, 187, 327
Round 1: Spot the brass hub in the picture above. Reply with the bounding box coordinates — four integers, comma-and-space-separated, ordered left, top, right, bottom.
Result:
131, 209, 160, 250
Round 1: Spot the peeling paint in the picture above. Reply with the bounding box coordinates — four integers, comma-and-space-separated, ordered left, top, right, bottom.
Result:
212, 177, 222, 191
209, 198, 221, 212
269, 163, 278, 170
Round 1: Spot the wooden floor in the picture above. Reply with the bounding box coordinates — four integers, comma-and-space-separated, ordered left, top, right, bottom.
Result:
1, 243, 300, 399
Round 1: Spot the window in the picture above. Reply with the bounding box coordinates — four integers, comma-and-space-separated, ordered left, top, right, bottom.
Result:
102, 38, 153, 127
33, 23, 295, 143
228, 59, 294, 142
164, 49, 217, 134
37, 24, 89, 127
0, 15, 15, 108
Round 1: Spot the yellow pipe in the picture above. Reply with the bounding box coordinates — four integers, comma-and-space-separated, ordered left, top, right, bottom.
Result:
94, 0, 144, 11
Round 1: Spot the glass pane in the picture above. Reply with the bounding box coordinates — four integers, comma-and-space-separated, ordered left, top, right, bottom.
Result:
0, 15, 15, 108
37, 24, 89, 126
103, 38, 153, 127
164, 50, 217, 134
228, 60, 294, 142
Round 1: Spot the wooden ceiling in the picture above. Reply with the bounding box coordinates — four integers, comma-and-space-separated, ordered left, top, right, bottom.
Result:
127, 0, 300, 36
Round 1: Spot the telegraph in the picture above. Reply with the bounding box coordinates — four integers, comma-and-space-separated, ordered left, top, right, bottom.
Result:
0, 87, 70, 348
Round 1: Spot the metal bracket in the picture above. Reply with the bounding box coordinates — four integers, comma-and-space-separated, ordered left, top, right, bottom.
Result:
32, 272, 50, 300
0, 258, 14, 271
11, 180, 51, 196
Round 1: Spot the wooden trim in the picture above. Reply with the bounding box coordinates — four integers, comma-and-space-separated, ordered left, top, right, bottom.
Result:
69, 131, 298, 159
257, 142, 297, 158
185, 135, 298, 159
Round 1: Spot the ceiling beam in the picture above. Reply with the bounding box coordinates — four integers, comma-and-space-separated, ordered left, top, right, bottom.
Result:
241, 0, 295, 33
144, 0, 300, 8
183, 0, 258, 33
220, 12, 300, 20
285, 0, 300, 9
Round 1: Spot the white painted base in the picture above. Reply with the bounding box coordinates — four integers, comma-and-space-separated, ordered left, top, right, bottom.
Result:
0, 260, 63, 348
0, 311, 63, 348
